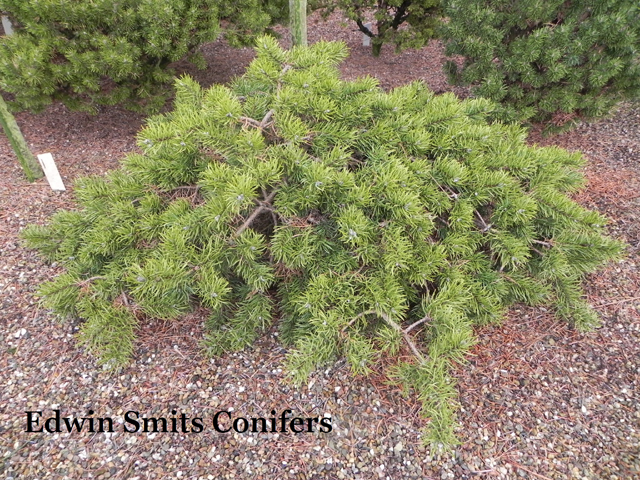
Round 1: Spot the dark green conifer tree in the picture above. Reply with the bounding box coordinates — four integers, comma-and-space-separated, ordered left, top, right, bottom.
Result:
0, 0, 287, 113
443, 0, 640, 127
23, 37, 623, 447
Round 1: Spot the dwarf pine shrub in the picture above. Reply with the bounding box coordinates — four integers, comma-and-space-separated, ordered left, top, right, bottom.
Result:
22, 37, 623, 447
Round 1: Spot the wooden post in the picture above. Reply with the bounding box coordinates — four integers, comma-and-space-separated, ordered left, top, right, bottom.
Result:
0, 95, 44, 181
289, 0, 307, 47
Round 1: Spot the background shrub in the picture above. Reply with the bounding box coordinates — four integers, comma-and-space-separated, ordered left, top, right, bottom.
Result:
0, 0, 287, 113
442, 0, 640, 127
23, 37, 622, 446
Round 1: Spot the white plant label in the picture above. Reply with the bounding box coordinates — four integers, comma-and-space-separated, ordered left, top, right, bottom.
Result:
37, 153, 66, 191
1, 16, 14, 36
362, 23, 372, 47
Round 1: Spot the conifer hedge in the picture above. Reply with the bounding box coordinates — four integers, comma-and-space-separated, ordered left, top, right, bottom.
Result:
23, 37, 623, 446
442, 0, 640, 127
0, 0, 286, 113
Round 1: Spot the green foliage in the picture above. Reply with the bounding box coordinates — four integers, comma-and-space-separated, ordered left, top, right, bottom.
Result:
0, 0, 287, 113
442, 0, 640, 128
23, 37, 623, 447
313, 0, 442, 56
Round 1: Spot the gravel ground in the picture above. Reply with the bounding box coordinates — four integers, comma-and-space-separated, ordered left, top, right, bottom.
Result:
1, 12, 639, 480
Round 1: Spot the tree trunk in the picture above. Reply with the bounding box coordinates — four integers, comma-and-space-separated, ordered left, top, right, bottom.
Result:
372, 38, 383, 57
289, 0, 307, 47
0, 95, 44, 182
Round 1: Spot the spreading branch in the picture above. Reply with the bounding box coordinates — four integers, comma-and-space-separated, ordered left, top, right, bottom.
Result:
79, 276, 107, 286
403, 313, 432, 334
343, 309, 428, 364
260, 109, 275, 129
239, 116, 262, 128
239, 109, 275, 132
531, 239, 553, 247
356, 19, 375, 38
389, 0, 412, 30
475, 210, 492, 232
43, 275, 107, 297
233, 190, 278, 238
